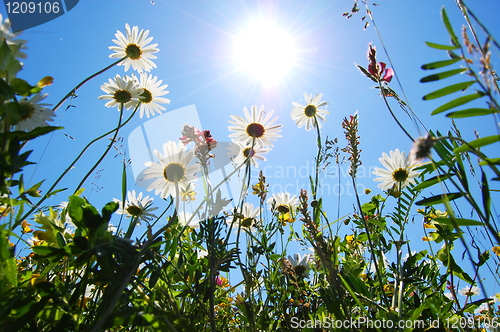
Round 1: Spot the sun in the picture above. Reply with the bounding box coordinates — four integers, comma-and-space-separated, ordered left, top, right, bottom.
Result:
233, 20, 297, 87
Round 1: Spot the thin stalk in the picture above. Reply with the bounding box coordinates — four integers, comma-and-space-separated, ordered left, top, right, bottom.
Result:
16, 107, 138, 226
351, 175, 391, 309
74, 103, 126, 192
52, 57, 127, 113
313, 117, 322, 201
378, 81, 414, 142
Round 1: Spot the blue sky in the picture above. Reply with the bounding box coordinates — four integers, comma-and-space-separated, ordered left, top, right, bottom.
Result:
4, 0, 500, 294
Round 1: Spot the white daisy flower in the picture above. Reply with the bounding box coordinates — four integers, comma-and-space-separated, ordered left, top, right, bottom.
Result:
107, 223, 118, 234
458, 285, 481, 297
227, 141, 271, 168
98, 74, 143, 110
84, 284, 96, 298
109, 23, 159, 73
197, 248, 208, 259
130, 73, 170, 118
474, 302, 490, 314
142, 141, 200, 199
287, 253, 312, 276
113, 190, 158, 223
15, 93, 55, 132
177, 211, 200, 229
291, 92, 329, 131
0, 14, 28, 59
372, 148, 420, 191
444, 292, 454, 301
267, 192, 299, 214
226, 202, 261, 233
228, 105, 282, 147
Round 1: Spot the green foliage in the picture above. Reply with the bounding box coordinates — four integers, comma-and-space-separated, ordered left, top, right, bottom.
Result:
0, 2, 499, 331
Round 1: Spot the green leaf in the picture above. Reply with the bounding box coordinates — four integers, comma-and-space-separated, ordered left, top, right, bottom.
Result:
68, 195, 86, 224
441, 7, 459, 47
356, 64, 377, 82
431, 92, 485, 115
12, 126, 63, 141
433, 217, 484, 226
414, 173, 455, 191
10, 78, 34, 96
479, 158, 500, 166
423, 81, 476, 100
421, 58, 461, 70
0, 77, 15, 100
453, 135, 500, 153
0, 40, 13, 72
3, 101, 23, 125
102, 201, 118, 223
149, 270, 160, 288
416, 192, 464, 206
26, 180, 44, 197
425, 41, 459, 50
420, 68, 467, 83
32, 246, 58, 256
0, 41, 22, 77
446, 108, 498, 118
481, 170, 491, 221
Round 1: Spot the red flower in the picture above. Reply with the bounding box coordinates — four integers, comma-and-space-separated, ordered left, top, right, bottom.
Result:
367, 44, 394, 83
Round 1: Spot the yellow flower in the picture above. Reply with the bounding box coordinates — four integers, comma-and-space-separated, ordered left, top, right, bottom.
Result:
346, 234, 362, 249
388, 185, 402, 198
278, 212, 295, 226
37, 76, 53, 88
430, 209, 448, 220
383, 284, 394, 294
180, 187, 197, 202
216, 275, 231, 288
30, 273, 45, 286
0, 205, 11, 217
423, 222, 437, 230
422, 236, 434, 242
492, 246, 500, 256
21, 220, 32, 234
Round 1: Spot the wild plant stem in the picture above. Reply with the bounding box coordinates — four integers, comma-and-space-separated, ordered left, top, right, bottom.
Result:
379, 81, 414, 142
16, 107, 138, 227
52, 57, 127, 113
74, 104, 125, 192
351, 175, 391, 309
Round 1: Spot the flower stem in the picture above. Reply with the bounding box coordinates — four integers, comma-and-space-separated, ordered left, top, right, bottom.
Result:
16, 105, 137, 227
74, 104, 126, 192
52, 57, 127, 113
379, 81, 414, 142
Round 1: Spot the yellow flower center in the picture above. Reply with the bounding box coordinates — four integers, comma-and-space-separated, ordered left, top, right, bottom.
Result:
241, 217, 254, 228
392, 168, 409, 182
125, 43, 142, 59
294, 265, 307, 276
19, 102, 35, 121
126, 205, 143, 217
163, 162, 186, 183
140, 88, 153, 103
246, 123, 265, 138
304, 104, 317, 117
243, 147, 255, 158
276, 204, 290, 214
113, 89, 132, 103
